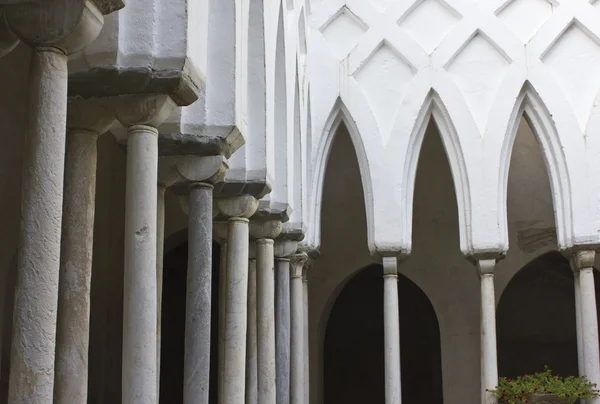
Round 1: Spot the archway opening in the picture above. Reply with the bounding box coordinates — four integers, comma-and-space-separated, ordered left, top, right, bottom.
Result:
159, 240, 221, 403
323, 264, 443, 404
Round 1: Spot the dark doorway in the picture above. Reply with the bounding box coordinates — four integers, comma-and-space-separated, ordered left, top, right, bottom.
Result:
324, 264, 443, 404
159, 241, 221, 403
497, 251, 600, 379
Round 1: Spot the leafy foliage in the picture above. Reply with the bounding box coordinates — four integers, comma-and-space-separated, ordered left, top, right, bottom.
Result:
488, 366, 599, 404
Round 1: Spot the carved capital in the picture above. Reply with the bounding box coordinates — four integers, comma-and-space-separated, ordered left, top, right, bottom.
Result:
158, 155, 229, 188
215, 195, 258, 219
570, 250, 596, 272
249, 220, 282, 241
116, 95, 177, 128
67, 98, 115, 134
290, 253, 309, 279
5, 0, 104, 54
275, 240, 298, 259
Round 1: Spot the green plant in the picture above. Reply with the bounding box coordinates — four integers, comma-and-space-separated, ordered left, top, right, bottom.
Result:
488, 366, 599, 404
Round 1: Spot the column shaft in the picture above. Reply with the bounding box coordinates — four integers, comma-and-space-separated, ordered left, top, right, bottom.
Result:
574, 271, 584, 377
156, 185, 166, 397
184, 184, 214, 404
290, 270, 304, 404
246, 254, 258, 404
54, 130, 99, 404
218, 240, 227, 402
479, 259, 498, 404
580, 267, 600, 404
303, 278, 309, 404
276, 258, 292, 404
122, 125, 159, 404
221, 218, 250, 404
382, 257, 401, 404
9, 46, 68, 404
257, 240, 277, 404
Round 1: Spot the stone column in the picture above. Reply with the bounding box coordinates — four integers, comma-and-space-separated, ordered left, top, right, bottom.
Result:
184, 183, 214, 404
290, 253, 308, 404
250, 221, 283, 404
54, 102, 114, 404
573, 268, 585, 377
246, 242, 258, 404
382, 257, 401, 404
275, 240, 298, 404
116, 95, 176, 404
571, 250, 600, 404
302, 260, 311, 404
156, 184, 166, 396
477, 258, 498, 404
5, 3, 105, 402
213, 222, 228, 403
215, 196, 259, 404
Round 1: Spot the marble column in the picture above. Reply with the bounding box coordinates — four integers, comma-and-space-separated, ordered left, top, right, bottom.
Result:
156, 184, 166, 396
54, 104, 114, 404
246, 242, 258, 404
250, 221, 283, 404
302, 262, 310, 404
477, 259, 498, 404
382, 257, 401, 404
275, 240, 298, 404
117, 95, 176, 404
290, 253, 308, 404
184, 183, 214, 404
215, 196, 259, 404
573, 268, 585, 378
213, 223, 228, 403
5, 4, 105, 402
571, 250, 600, 404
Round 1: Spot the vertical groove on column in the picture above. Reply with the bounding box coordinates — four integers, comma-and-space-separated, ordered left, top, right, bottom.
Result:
54, 130, 99, 404
184, 183, 214, 404
276, 258, 291, 404
246, 254, 258, 404
122, 125, 159, 404
257, 240, 276, 404
9, 46, 68, 404
382, 257, 401, 404
222, 218, 250, 404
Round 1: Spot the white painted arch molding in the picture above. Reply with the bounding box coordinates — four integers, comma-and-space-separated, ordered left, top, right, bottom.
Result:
306, 0, 600, 256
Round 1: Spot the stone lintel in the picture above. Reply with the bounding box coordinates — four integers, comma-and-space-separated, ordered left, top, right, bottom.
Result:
253, 200, 291, 223
68, 65, 202, 107
156, 128, 244, 158
159, 155, 229, 189
280, 225, 305, 242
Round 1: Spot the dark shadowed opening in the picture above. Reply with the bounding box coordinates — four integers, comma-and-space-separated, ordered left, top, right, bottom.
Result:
324, 264, 443, 404
497, 251, 600, 380
159, 241, 221, 403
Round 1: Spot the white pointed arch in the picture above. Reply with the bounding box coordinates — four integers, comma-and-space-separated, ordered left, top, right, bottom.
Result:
498, 82, 573, 249
305, 98, 375, 254
401, 90, 473, 255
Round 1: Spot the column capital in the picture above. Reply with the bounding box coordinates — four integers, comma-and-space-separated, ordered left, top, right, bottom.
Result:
249, 220, 282, 240
215, 195, 259, 219
569, 249, 596, 272
290, 253, 309, 279
275, 239, 298, 259
116, 95, 177, 129
5, 0, 108, 54
158, 155, 229, 188
67, 98, 115, 134
475, 258, 496, 277
382, 256, 399, 278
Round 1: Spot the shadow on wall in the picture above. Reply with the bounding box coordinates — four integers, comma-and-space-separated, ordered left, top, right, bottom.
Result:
497, 251, 600, 379
324, 264, 443, 404
159, 240, 221, 403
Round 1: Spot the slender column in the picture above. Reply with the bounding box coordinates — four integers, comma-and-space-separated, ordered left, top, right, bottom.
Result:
117, 96, 176, 404
302, 265, 310, 404
54, 110, 113, 404
477, 259, 498, 404
5, 3, 106, 401
275, 240, 298, 404
382, 257, 401, 404
156, 184, 166, 396
214, 223, 228, 403
246, 243, 258, 404
290, 253, 308, 404
573, 269, 585, 377
8, 45, 69, 404
184, 183, 214, 404
250, 221, 283, 404
216, 196, 259, 404
571, 250, 600, 404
